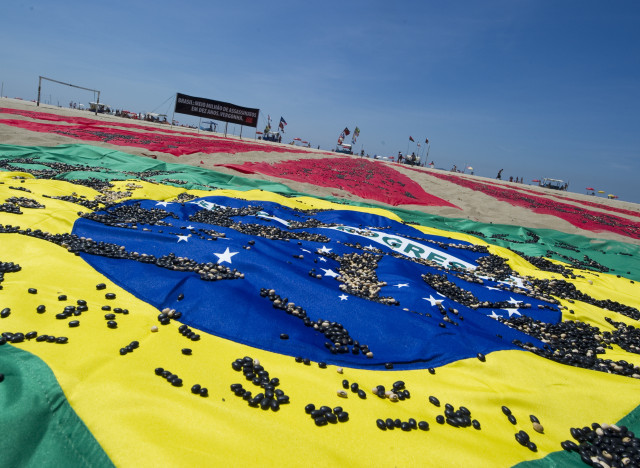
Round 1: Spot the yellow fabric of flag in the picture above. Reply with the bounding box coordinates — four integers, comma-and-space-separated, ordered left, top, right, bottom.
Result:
1, 172, 640, 467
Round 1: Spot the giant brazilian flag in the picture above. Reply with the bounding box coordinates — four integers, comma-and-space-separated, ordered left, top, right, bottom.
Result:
1, 144, 640, 467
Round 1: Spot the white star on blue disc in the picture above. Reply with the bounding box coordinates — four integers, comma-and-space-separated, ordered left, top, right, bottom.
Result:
339, 294, 348, 301
214, 247, 238, 264
319, 246, 332, 254
321, 268, 339, 278
394, 283, 409, 288
488, 311, 502, 320
507, 297, 522, 305
503, 308, 522, 317
423, 295, 443, 307
155, 201, 170, 207
177, 235, 189, 242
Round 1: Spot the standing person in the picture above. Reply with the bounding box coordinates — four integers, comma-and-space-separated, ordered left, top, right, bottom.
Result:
497, 169, 503, 179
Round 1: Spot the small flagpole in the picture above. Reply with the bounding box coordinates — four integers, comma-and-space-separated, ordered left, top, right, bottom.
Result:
170, 94, 177, 129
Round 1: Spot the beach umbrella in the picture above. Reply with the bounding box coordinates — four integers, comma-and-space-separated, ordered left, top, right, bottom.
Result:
532, 179, 540, 183
598, 190, 605, 194
586, 187, 594, 191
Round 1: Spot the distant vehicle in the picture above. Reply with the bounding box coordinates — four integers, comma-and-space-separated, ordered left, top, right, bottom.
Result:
263, 131, 282, 142
540, 178, 568, 191
403, 153, 420, 166
147, 113, 169, 124
117, 110, 139, 119
89, 102, 111, 113
335, 143, 353, 154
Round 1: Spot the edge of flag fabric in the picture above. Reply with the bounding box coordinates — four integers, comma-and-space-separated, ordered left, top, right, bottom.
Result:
0, 344, 114, 467
2, 143, 640, 467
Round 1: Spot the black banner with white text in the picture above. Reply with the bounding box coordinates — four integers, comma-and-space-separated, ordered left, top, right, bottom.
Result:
174, 93, 259, 128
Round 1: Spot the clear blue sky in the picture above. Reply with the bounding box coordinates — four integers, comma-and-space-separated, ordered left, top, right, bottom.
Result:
2, 1, 639, 203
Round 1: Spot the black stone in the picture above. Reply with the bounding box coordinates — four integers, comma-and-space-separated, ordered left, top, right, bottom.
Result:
326, 412, 338, 424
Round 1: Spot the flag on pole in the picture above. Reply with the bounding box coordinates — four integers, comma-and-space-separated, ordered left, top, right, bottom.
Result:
279, 117, 287, 132
343, 127, 350, 136
425, 137, 429, 144
409, 136, 415, 142
351, 127, 360, 144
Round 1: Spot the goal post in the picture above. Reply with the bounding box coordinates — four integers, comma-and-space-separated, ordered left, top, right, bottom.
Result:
37, 76, 101, 115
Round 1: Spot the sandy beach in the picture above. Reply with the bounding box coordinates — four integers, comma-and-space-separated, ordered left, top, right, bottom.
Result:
2, 97, 639, 246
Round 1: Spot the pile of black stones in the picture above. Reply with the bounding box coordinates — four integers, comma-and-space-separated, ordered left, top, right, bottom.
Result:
561, 423, 640, 467
428, 398, 481, 431
259, 288, 372, 357
376, 417, 428, 432
230, 356, 290, 411
503, 316, 640, 378
0, 223, 243, 283
371, 380, 411, 401
0, 260, 21, 289
189, 205, 331, 243
305, 403, 349, 426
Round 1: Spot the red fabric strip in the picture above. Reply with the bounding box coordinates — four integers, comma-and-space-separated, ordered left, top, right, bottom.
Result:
0, 118, 314, 157
220, 158, 459, 208
418, 170, 640, 239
